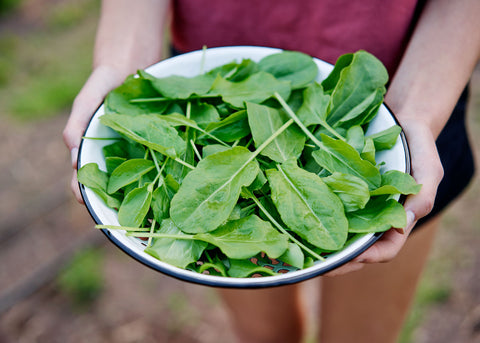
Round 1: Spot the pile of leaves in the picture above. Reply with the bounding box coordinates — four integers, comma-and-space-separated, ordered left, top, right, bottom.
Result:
78, 49, 421, 278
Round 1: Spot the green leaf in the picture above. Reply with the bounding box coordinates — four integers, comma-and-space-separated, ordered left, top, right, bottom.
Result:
347, 197, 406, 233
117, 183, 152, 228
104, 74, 168, 115
139, 70, 215, 99
202, 144, 231, 158
190, 102, 220, 128
209, 72, 291, 108
370, 170, 422, 196
346, 125, 365, 154
312, 134, 381, 190
144, 219, 207, 269
77, 163, 121, 208
267, 159, 348, 250
324, 51, 388, 127
78, 163, 109, 190
246, 102, 305, 163
297, 82, 330, 127
203, 110, 250, 142
258, 51, 318, 89
170, 147, 259, 233
105, 157, 126, 175
99, 113, 186, 158
367, 125, 402, 151
151, 185, 170, 222
278, 243, 304, 269
361, 137, 376, 164
107, 159, 155, 194
323, 172, 370, 212
195, 215, 289, 259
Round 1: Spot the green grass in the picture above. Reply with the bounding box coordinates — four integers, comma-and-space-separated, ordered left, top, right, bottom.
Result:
0, 0, 100, 122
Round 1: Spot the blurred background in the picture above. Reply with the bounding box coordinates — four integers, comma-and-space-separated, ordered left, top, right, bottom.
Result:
0, 1, 479, 342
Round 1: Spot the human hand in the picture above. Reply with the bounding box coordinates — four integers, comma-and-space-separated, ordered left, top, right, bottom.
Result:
324, 118, 444, 277
63, 65, 128, 203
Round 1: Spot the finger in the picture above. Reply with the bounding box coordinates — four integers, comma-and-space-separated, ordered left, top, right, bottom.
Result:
63, 66, 126, 164
71, 170, 84, 204
401, 120, 444, 221
353, 227, 410, 264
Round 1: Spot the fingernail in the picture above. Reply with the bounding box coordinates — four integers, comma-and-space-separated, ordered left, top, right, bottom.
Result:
71, 147, 78, 167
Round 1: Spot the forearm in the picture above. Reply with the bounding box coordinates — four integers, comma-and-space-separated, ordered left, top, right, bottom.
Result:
93, 0, 170, 75
386, 0, 480, 138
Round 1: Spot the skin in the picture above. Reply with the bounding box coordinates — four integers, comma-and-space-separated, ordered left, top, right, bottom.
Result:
63, 0, 480, 341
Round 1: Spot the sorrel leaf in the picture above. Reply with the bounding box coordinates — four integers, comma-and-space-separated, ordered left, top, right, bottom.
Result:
369, 170, 422, 196
99, 113, 186, 158
296, 82, 330, 127
246, 102, 305, 163
347, 197, 406, 233
209, 71, 291, 108
117, 183, 152, 227
195, 215, 289, 259
367, 125, 402, 151
322, 172, 370, 212
312, 134, 381, 190
107, 159, 155, 194
257, 51, 318, 89
144, 219, 207, 269
138, 70, 215, 99
170, 147, 259, 233
267, 159, 348, 250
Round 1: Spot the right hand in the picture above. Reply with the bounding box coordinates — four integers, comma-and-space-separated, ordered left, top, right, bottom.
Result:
63, 65, 127, 203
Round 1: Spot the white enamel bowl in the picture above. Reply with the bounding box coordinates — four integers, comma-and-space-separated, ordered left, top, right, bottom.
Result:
78, 46, 410, 288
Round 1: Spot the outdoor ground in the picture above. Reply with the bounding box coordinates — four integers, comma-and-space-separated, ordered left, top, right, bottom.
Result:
0, 1, 479, 342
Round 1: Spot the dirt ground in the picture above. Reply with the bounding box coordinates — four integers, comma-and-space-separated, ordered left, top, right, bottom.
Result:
0, 2, 480, 342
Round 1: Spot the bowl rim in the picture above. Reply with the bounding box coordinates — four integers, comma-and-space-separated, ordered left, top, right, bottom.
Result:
77, 45, 411, 288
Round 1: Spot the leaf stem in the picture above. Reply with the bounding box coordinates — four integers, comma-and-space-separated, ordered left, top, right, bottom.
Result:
130, 94, 221, 103
191, 139, 202, 161
174, 157, 195, 170
147, 219, 156, 247
274, 92, 345, 144
245, 190, 324, 261
126, 232, 196, 240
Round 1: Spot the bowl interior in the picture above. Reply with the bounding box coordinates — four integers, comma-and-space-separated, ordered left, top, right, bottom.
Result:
78, 46, 408, 287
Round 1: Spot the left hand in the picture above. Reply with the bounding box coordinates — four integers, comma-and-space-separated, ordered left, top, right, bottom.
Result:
324, 118, 444, 277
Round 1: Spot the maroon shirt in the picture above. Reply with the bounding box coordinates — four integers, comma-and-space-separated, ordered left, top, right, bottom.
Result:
171, 0, 420, 76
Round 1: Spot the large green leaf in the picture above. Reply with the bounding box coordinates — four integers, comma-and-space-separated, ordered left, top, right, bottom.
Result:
297, 82, 330, 127
139, 70, 215, 99
258, 51, 318, 89
246, 102, 305, 163
77, 163, 121, 208
209, 72, 291, 108
170, 147, 259, 233
104, 74, 168, 115
370, 170, 421, 196
312, 134, 381, 190
324, 51, 388, 128
347, 197, 406, 233
322, 172, 370, 212
117, 183, 152, 228
267, 159, 348, 250
107, 159, 155, 194
99, 113, 186, 158
367, 125, 402, 151
203, 110, 250, 142
195, 215, 289, 259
